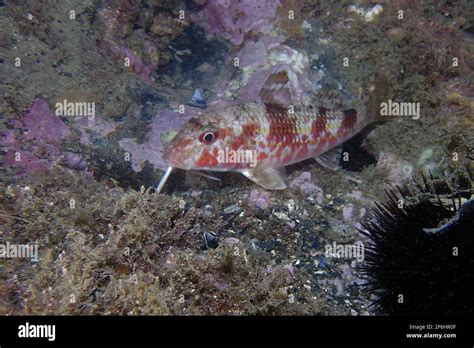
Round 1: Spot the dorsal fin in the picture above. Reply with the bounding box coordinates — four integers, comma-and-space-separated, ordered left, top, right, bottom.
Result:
258, 70, 292, 106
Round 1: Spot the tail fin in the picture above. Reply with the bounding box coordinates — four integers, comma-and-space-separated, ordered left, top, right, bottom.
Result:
367, 73, 392, 124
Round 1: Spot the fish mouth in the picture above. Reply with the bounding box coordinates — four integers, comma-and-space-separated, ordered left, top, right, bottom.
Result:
168, 158, 187, 170
164, 150, 184, 170
164, 147, 189, 170
164, 136, 195, 170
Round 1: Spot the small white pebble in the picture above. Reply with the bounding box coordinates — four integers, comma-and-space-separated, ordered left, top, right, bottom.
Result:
286, 199, 296, 212
274, 211, 290, 221
302, 20, 312, 31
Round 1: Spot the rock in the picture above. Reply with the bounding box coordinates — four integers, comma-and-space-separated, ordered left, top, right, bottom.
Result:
377, 152, 414, 186
202, 204, 213, 218
274, 211, 290, 221
63, 152, 88, 171
119, 109, 192, 172
192, 0, 281, 45
224, 237, 244, 248
24, 98, 71, 144
246, 188, 271, 210
349, 4, 383, 22
290, 171, 324, 202
387, 27, 406, 42
3, 98, 72, 176
203, 231, 219, 249
318, 255, 327, 268
223, 204, 241, 215
286, 199, 296, 212
342, 204, 354, 223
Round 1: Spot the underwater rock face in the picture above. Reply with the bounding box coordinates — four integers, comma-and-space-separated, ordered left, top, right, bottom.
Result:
236, 43, 314, 104
119, 109, 192, 171
23, 99, 71, 143
97, 1, 188, 84
376, 152, 414, 186
192, 0, 281, 45
3, 99, 72, 175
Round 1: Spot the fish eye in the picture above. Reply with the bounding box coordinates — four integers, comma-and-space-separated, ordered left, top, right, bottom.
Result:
199, 128, 218, 144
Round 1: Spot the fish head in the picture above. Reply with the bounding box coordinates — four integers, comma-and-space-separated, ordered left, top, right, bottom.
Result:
164, 110, 242, 171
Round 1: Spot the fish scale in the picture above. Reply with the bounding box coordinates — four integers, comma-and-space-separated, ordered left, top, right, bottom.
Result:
234, 103, 358, 168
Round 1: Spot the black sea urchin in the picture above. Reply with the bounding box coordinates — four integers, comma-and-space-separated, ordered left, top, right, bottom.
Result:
359, 174, 473, 315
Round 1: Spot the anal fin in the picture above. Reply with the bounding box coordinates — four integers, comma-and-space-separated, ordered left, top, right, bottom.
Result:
315, 145, 343, 171
240, 166, 287, 190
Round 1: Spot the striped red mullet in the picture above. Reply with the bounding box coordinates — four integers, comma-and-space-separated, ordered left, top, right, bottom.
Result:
164, 70, 380, 190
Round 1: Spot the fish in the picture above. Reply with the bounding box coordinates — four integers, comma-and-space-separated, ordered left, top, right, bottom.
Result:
159, 69, 389, 191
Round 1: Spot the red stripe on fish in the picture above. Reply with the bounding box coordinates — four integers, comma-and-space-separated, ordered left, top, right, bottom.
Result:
311, 107, 328, 143
196, 149, 219, 167
337, 109, 357, 139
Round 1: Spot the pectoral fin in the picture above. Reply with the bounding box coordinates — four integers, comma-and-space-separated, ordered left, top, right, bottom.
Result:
315, 145, 343, 171
240, 166, 287, 190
